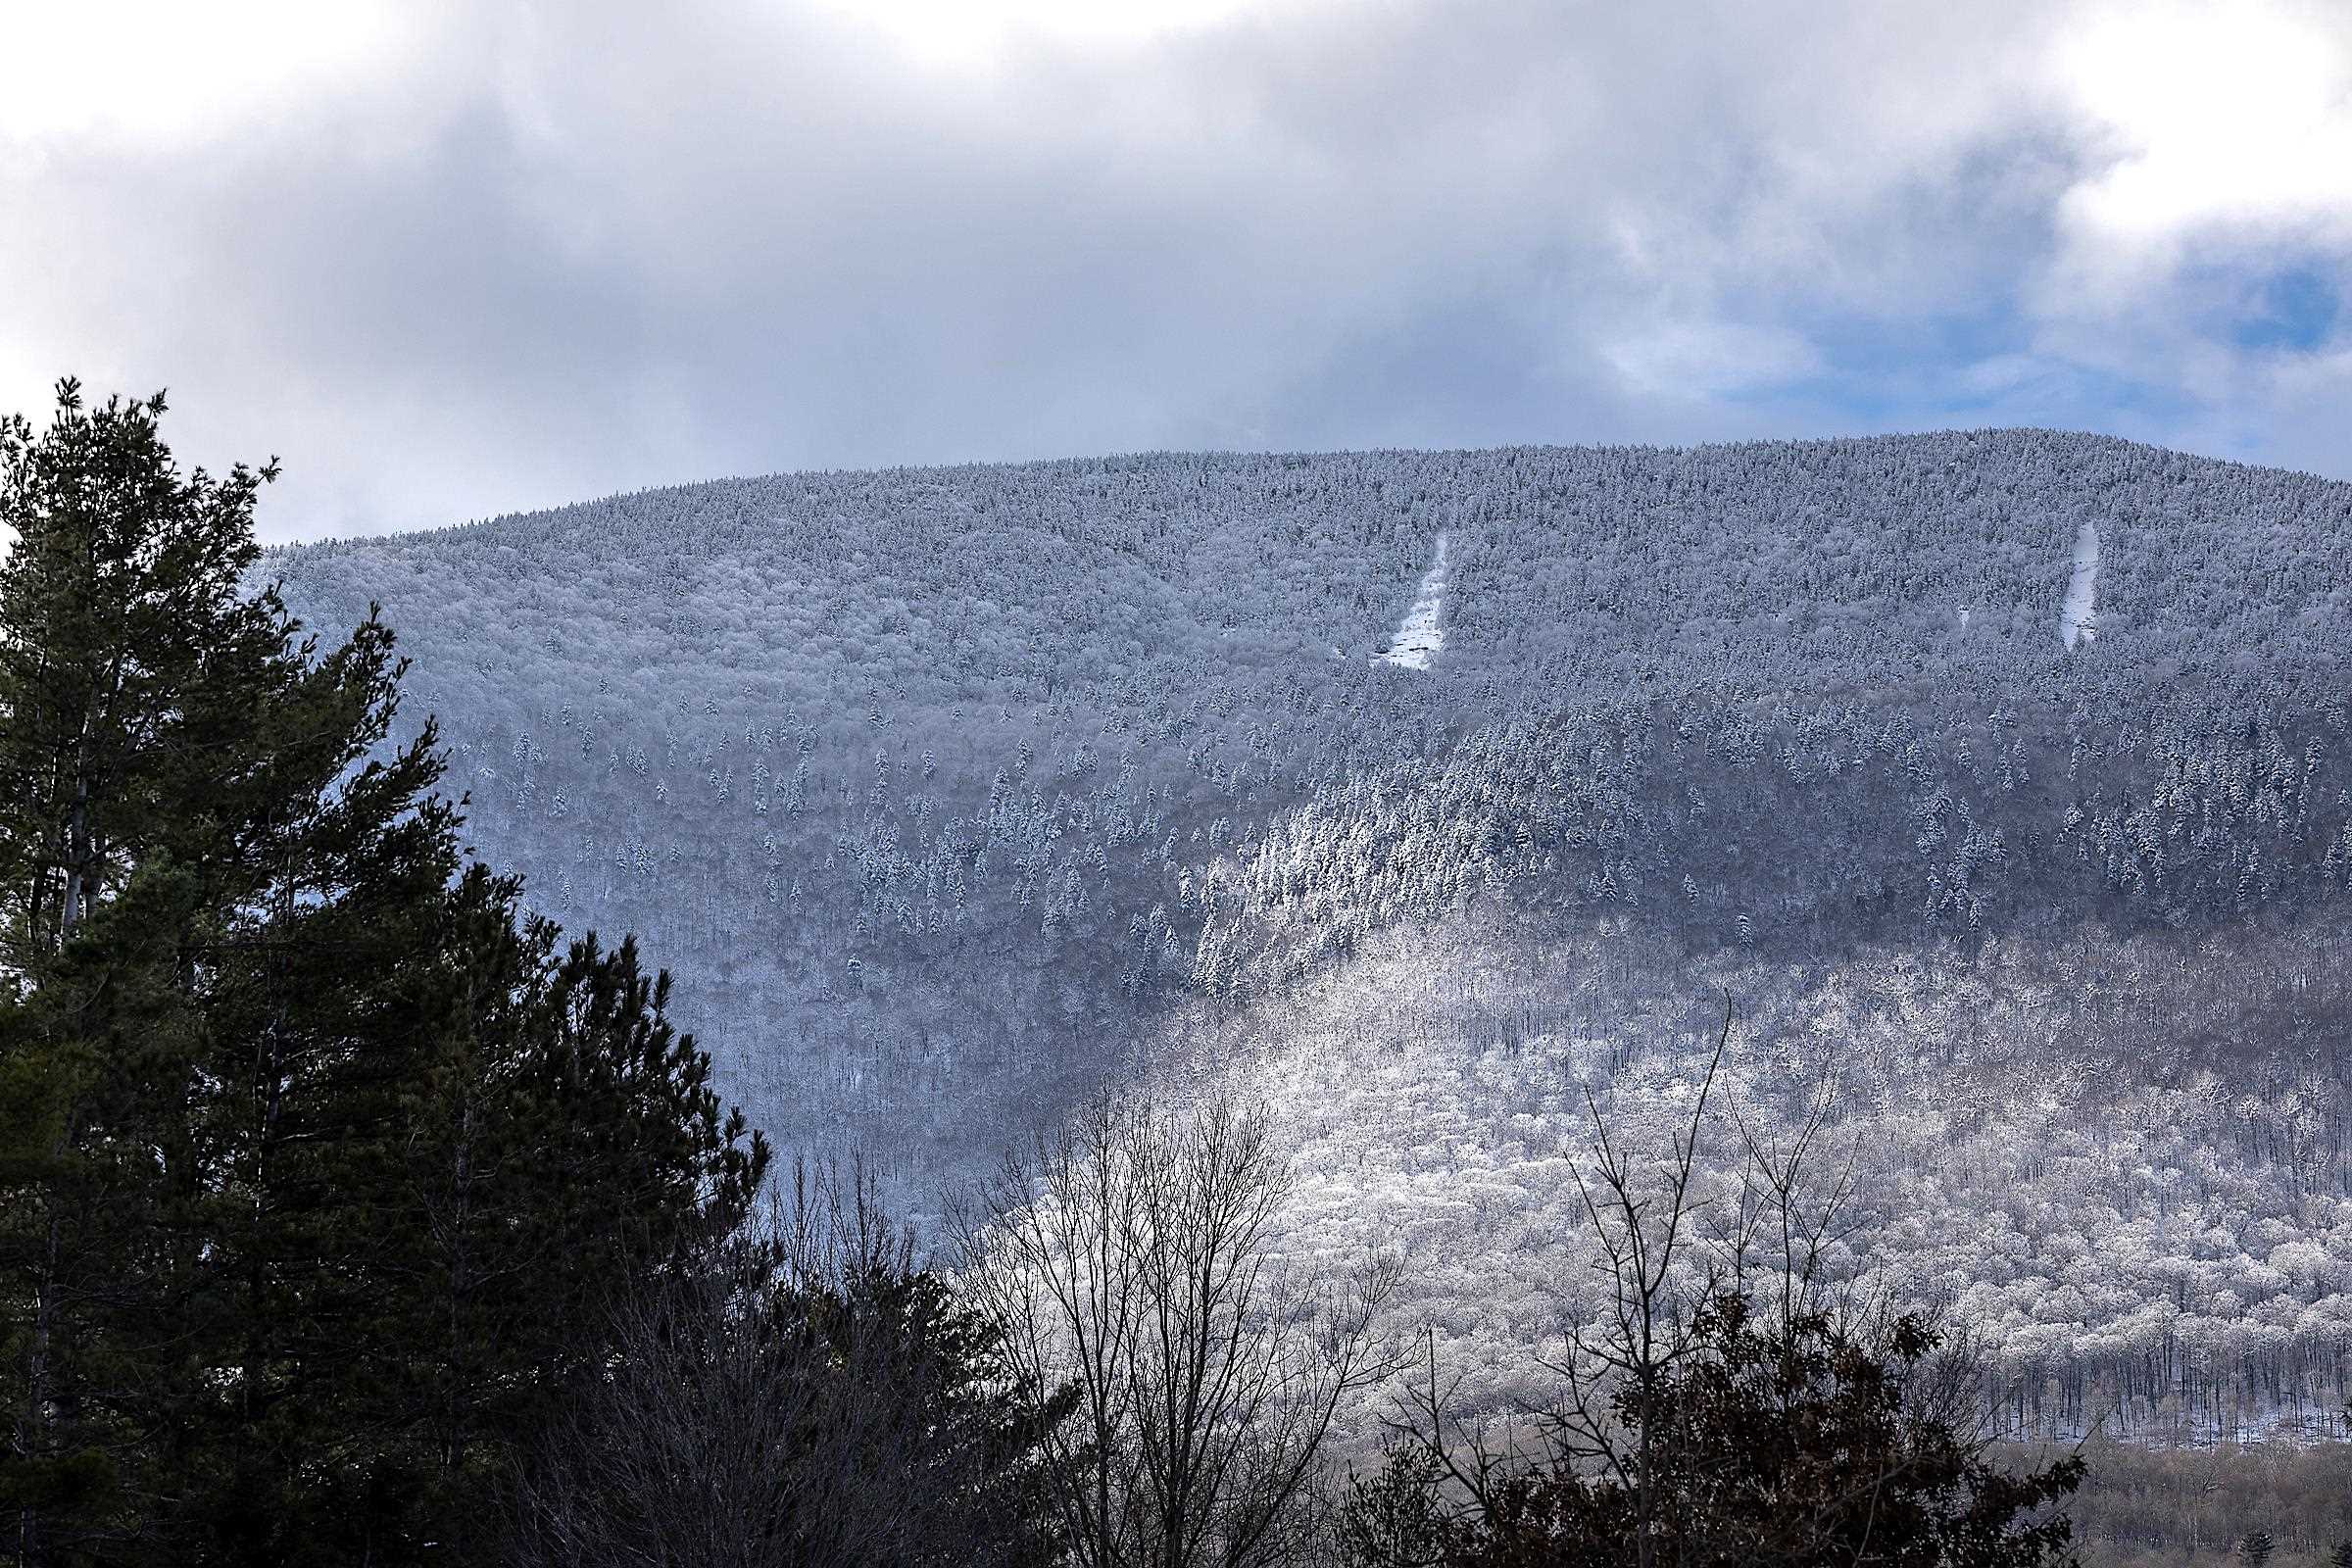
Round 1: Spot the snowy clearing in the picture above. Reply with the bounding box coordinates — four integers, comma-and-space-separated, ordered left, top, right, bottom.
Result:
2061, 519, 2098, 649
1375, 531, 1448, 669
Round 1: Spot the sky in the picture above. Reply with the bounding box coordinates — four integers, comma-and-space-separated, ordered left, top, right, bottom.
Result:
3, 0, 2350, 542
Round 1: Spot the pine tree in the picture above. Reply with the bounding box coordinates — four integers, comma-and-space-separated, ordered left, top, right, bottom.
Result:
0, 381, 767, 1567
0, 379, 320, 1566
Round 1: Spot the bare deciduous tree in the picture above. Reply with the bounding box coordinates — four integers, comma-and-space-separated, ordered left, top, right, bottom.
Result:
512, 1158, 1056, 1568
960, 1090, 1399, 1568
1357, 1002, 2086, 1568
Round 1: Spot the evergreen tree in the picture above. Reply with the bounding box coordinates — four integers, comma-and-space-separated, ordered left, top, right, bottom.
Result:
1343, 1295, 2084, 1568
0, 379, 323, 1566
0, 381, 766, 1567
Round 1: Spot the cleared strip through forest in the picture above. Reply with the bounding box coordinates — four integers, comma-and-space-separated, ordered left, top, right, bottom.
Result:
1375, 531, 1449, 669
2062, 518, 2098, 648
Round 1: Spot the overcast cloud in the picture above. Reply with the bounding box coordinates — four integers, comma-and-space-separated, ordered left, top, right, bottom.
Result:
4, 0, 2349, 540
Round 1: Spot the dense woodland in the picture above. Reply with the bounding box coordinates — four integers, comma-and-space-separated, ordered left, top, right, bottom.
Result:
13, 385, 2352, 1559
1164, 913, 2352, 1453
2015, 1441, 2352, 1566
265, 432, 2352, 1428
0, 387, 768, 1562
266, 435, 2352, 1128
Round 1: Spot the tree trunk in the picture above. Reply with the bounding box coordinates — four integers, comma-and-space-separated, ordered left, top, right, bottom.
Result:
59, 774, 85, 938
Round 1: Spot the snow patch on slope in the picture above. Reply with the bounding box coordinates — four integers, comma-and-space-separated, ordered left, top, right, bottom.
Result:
2061, 520, 2098, 649
1375, 532, 1448, 669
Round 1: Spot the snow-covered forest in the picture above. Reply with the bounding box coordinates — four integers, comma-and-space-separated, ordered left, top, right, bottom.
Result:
267, 429, 2352, 1436
1160, 911, 2352, 1455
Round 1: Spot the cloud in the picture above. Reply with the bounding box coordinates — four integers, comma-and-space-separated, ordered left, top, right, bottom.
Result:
0, 2, 422, 151
2, 0, 2349, 540
2046, 0, 2352, 268
1604, 320, 1824, 401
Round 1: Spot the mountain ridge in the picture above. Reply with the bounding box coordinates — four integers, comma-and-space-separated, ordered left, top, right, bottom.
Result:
265, 425, 2337, 553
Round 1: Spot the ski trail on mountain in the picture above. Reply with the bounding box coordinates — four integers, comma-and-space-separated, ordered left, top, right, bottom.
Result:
1375, 531, 1448, 669
2061, 520, 2098, 649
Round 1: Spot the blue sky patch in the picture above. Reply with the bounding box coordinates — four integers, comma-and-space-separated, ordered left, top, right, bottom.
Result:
2230, 264, 2340, 352
1751, 305, 2191, 438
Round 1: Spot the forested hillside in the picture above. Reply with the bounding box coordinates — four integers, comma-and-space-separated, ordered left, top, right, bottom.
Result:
268, 431, 2352, 1189
1155, 910, 2352, 1457
264, 428, 2352, 1507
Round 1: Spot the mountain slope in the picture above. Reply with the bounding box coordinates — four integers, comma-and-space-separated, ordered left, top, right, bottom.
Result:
1151, 909, 2352, 1450
266, 431, 2352, 1191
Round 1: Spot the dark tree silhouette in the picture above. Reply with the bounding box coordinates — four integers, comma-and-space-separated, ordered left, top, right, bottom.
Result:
1340, 1005, 2084, 1568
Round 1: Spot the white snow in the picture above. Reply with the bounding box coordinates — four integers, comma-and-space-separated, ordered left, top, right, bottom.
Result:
2061, 519, 2098, 649
1374, 531, 1448, 669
